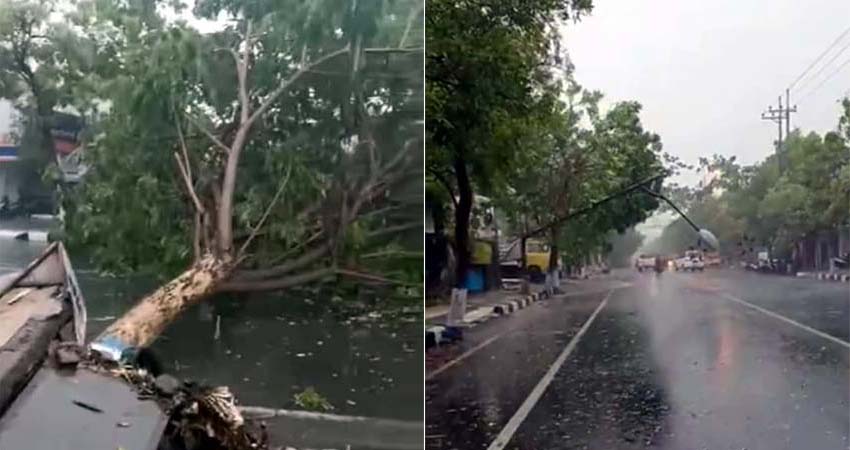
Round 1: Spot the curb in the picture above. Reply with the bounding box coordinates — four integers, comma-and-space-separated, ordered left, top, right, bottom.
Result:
797, 272, 850, 283
425, 325, 463, 349
425, 290, 552, 351
492, 291, 549, 315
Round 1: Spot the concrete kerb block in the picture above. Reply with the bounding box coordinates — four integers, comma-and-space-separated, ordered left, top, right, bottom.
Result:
425, 325, 463, 350
486, 291, 548, 321
425, 326, 443, 349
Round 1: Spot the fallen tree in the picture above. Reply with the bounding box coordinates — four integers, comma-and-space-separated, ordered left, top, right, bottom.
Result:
47, 0, 424, 358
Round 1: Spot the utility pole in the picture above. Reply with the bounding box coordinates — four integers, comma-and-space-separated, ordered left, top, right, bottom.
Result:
761, 95, 796, 173
785, 88, 794, 136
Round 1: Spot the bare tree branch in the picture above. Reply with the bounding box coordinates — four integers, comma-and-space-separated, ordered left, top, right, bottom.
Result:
237, 164, 293, 259
237, 22, 252, 126
234, 244, 329, 281
173, 104, 195, 184
360, 250, 422, 259
218, 266, 335, 292
173, 152, 205, 214
336, 268, 419, 287
213, 47, 241, 68
193, 211, 202, 261
365, 221, 421, 239
185, 113, 231, 154
358, 203, 406, 220
398, 2, 423, 48
218, 45, 350, 255
426, 167, 458, 209
246, 46, 350, 127
363, 47, 423, 54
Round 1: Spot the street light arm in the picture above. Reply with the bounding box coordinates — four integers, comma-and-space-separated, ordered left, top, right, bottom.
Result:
638, 186, 701, 232
523, 172, 668, 239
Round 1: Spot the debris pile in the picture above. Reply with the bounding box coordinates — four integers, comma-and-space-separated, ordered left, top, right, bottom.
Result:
57, 344, 269, 450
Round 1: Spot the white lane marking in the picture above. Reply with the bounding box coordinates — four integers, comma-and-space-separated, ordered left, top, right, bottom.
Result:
718, 292, 850, 349
486, 289, 614, 450
426, 334, 505, 381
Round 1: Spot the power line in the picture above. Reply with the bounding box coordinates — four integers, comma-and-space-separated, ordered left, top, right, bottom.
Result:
797, 54, 850, 103
794, 38, 850, 95
788, 24, 850, 91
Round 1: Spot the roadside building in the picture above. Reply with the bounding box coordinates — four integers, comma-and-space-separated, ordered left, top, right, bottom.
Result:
0, 135, 21, 204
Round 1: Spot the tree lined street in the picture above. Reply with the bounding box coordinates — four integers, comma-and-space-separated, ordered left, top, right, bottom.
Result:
426, 271, 849, 450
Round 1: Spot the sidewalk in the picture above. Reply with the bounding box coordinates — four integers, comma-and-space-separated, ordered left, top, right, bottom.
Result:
425, 284, 546, 322
425, 284, 560, 350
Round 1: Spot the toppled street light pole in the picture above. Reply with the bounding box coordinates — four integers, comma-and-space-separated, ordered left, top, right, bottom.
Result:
518, 170, 718, 281
523, 172, 668, 240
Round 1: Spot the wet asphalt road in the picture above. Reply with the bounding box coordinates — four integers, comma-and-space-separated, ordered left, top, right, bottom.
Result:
425, 269, 850, 450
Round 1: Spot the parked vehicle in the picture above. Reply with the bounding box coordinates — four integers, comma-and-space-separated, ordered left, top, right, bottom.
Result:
499, 238, 556, 283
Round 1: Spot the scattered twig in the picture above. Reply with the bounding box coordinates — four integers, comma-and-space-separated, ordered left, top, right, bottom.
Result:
6, 287, 33, 305
336, 268, 419, 287
72, 400, 104, 413
360, 250, 422, 260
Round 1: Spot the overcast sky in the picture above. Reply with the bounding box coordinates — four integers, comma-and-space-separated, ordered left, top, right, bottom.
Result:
563, 0, 850, 181
562, 0, 850, 240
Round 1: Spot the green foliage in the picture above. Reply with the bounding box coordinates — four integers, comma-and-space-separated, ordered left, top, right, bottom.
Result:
495, 79, 667, 265
426, 0, 593, 259
294, 387, 334, 412
647, 105, 850, 259
19, 0, 426, 289
425, 0, 676, 270
427, 0, 592, 183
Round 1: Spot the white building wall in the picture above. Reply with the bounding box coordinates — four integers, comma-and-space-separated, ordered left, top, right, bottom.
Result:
0, 100, 12, 136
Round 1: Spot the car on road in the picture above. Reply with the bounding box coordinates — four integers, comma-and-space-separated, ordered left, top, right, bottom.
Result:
675, 250, 704, 271
635, 254, 658, 272
704, 251, 721, 267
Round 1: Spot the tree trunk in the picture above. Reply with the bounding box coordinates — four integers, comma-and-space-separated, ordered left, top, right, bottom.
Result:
453, 155, 473, 289
548, 226, 560, 276
91, 255, 230, 361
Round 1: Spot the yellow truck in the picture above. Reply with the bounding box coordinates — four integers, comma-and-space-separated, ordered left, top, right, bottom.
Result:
500, 238, 553, 282
525, 240, 552, 280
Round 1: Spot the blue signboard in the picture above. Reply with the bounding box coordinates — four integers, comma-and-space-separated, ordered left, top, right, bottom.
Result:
0, 145, 18, 162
